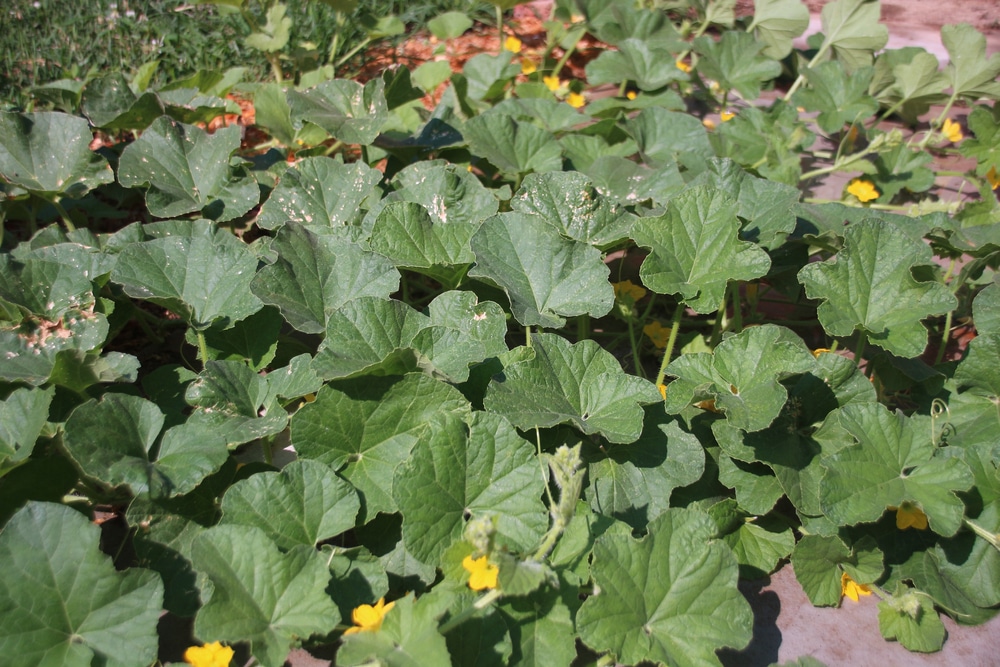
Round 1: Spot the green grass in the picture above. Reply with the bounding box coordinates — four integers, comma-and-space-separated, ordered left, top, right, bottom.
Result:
1, 0, 495, 109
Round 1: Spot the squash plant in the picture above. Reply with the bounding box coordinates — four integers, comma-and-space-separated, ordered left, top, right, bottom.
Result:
1, 0, 999, 665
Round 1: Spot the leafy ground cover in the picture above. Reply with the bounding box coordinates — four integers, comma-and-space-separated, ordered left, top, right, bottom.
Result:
1, 0, 999, 666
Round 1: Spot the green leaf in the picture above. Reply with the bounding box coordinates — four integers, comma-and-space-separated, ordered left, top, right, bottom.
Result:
313, 292, 508, 383
427, 11, 473, 40
877, 590, 945, 652
793, 62, 879, 134
369, 201, 479, 269
665, 325, 815, 432
0, 309, 109, 386
500, 593, 577, 667
111, 224, 263, 329
220, 459, 359, 549
632, 186, 771, 313
0, 385, 52, 472
484, 333, 662, 444
462, 53, 520, 102
80, 73, 165, 130
117, 116, 257, 221
394, 412, 547, 564
583, 155, 685, 206
871, 51, 948, 123
712, 102, 814, 185
798, 218, 956, 358
323, 545, 389, 622
288, 78, 388, 145
0, 111, 114, 197
576, 508, 753, 666
469, 212, 613, 328
184, 360, 289, 446
585, 38, 688, 91
960, 106, 1000, 177
818, 402, 974, 536
791, 534, 883, 606
386, 159, 499, 228
251, 222, 399, 334
246, 3, 292, 52
0, 253, 95, 319
817, 0, 890, 71
337, 592, 452, 667
191, 305, 282, 371
626, 107, 714, 173
942, 23, 1000, 100
489, 98, 593, 134
688, 158, 800, 249
256, 157, 382, 230
747, 0, 810, 59
191, 525, 339, 667
510, 171, 635, 247
710, 500, 795, 577
62, 393, 229, 497
0, 502, 163, 667
463, 114, 563, 176
869, 144, 935, 201
584, 411, 705, 528
291, 374, 471, 520
694, 31, 782, 100
955, 332, 1000, 399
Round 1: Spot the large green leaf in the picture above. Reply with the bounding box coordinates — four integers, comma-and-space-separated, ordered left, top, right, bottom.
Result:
291, 374, 471, 519
576, 508, 753, 666
817, 0, 889, 71
585, 38, 688, 91
694, 31, 782, 100
584, 410, 705, 528
256, 157, 382, 230
791, 534, 884, 606
287, 78, 388, 145
712, 102, 814, 185
313, 291, 508, 383
499, 593, 577, 667
80, 73, 165, 130
0, 253, 95, 319
484, 333, 662, 444
793, 62, 879, 133
0, 111, 113, 197
583, 155, 685, 206
251, 222, 399, 334
385, 159, 499, 228
0, 308, 110, 386
941, 23, 1000, 101
184, 360, 290, 446
747, 0, 810, 59
871, 50, 948, 123
818, 402, 974, 536
191, 525, 339, 667
626, 107, 714, 173
394, 412, 548, 564
798, 218, 956, 358
510, 171, 635, 247
62, 393, 228, 497
687, 158, 799, 249
462, 114, 563, 176
220, 459, 359, 549
665, 325, 815, 432
0, 502, 163, 667
369, 201, 480, 269
0, 385, 53, 473
111, 224, 263, 329
117, 116, 257, 221
631, 186, 771, 313
469, 212, 614, 328
960, 106, 1000, 178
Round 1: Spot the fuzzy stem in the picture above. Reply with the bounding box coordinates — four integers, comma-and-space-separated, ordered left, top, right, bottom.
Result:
654, 302, 685, 388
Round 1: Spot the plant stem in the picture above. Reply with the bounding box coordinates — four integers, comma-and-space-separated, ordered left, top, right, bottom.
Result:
855, 330, 868, 375
731, 282, 743, 333
496, 5, 504, 54
196, 329, 210, 369
964, 517, 1000, 553
48, 196, 76, 232
654, 302, 685, 388
438, 589, 503, 634
627, 316, 642, 377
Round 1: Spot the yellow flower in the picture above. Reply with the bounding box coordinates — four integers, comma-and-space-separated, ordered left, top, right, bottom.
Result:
183, 642, 234, 667
841, 572, 872, 603
675, 59, 691, 73
846, 178, 879, 203
343, 597, 395, 635
643, 321, 671, 349
626, 90, 637, 100
891, 503, 929, 530
543, 75, 561, 92
504, 35, 522, 53
520, 58, 538, 75
987, 166, 999, 190
942, 118, 963, 143
811, 348, 831, 358
462, 554, 499, 591
658, 384, 667, 400
720, 110, 735, 122
567, 92, 586, 108
702, 118, 716, 130
613, 280, 647, 303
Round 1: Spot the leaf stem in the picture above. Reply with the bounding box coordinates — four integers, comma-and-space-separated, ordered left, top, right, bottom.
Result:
654, 302, 685, 388
964, 517, 1000, 553
196, 329, 210, 369
854, 330, 868, 375
496, 5, 504, 55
